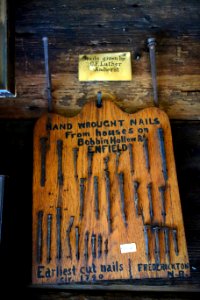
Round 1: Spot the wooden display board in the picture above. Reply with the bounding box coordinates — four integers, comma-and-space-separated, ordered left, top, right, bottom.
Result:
32, 100, 190, 284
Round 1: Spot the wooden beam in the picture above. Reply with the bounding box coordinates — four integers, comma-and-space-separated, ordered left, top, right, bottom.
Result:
0, 1, 199, 119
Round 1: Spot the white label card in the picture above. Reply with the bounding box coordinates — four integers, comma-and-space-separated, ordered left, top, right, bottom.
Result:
120, 243, 137, 254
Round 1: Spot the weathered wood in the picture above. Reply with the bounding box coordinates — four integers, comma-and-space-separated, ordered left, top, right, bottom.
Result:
0, 0, 199, 119
32, 101, 189, 284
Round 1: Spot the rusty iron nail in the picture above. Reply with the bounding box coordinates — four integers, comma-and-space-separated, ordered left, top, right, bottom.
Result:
147, 37, 159, 107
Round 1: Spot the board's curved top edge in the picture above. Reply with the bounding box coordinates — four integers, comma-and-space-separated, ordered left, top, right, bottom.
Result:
34, 100, 170, 130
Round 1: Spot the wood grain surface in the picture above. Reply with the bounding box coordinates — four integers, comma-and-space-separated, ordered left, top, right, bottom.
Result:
32, 101, 189, 284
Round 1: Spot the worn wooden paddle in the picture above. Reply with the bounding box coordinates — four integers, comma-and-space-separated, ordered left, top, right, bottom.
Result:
32, 100, 190, 284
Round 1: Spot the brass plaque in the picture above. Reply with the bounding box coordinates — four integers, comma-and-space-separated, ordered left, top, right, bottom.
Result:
79, 52, 132, 81
32, 101, 190, 285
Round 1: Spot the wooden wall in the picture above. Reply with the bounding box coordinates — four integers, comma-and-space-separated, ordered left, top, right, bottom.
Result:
0, 0, 200, 119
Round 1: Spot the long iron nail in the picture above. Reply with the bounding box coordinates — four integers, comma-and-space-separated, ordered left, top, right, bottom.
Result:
115, 151, 121, 173
144, 225, 150, 262
40, 137, 48, 187
42, 37, 53, 112
164, 227, 170, 262
128, 144, 134, 175
118, 172, 127, 226
91, 233, 96, 259
104, 156, 109, 171
104, 239, 108, 256
98, 234, 102, 258
88, 151, 93, 177
84, 231, 89, 261
157, 128, 168, 181
47, 214, 52, 263
147, 183, 154, 222
159, 185, 166, 223
66, 216, 74, 259
94, 176, 99, 219
147, 37, 158, 107
37, 211, 43, 263
172, 228, 179, 256
57, 140, 63, 186
75, 227, 79, 260
79, 178, 86, 220
73, 148, 79, 180
128, 258, 133, 279
56, 207, 62, 260
143, 137, 150, 171
133, 181, 139, 216
104, 157, 112, 233
153, 226, 160, 264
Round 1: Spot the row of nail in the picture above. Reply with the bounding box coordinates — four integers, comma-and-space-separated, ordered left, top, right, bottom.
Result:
136, 182, 167, 224
79, 170, 167, 233
37, 210, 108, 264
39, 140, 94, 187
143, 224, 179, 264
39, 126, 167, 186
39, 127, 168, 234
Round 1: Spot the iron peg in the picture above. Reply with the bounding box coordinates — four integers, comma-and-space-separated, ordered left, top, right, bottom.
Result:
42, 37, 53, 112
147, 37, 159, 107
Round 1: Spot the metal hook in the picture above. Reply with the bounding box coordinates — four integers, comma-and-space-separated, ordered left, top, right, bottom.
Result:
42, 37, 53, 112
96, 91, 102, 108
147, 37, 159, 107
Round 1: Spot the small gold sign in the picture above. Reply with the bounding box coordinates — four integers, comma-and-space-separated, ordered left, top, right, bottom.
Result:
79, 52, 132, 81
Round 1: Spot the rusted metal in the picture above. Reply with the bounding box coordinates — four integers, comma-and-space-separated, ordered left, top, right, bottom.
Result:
91, 233, 96, 259
133, 181, 140, 216
104, 238, 108, 256
94, 176, 99, 219
153, 226, 160, 264
40, 137, 48, 187
157, 128, 168, 181
75, 226, 79, 260
56, 207, 62, 260
57, 140, 63, 186
164, 226, 170, 262
84, 231, 89, 261
118, 172, 127, 226
66, 216, 74, 259
88, 151, 93, 177
73, 148, 79, 180
128, 144, 134, 175
98, 234, 102, 258
42, 37, 53, 112
172, 228, 179, 256
79, 178, 86, 220
143, 137, 150, 171
159, 185, 167, 223
37, 210, 43, 263
47, 214, 52, 263
104, 157, 112, 233
115, 150, 121, 173
147, 183, 154, 222
147, 37, 158, 107
144, 224, 150, 262
97, 91, 102, 108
